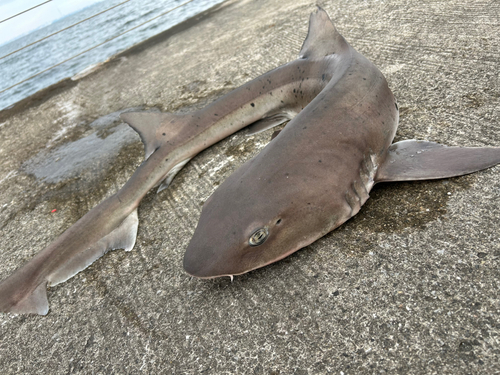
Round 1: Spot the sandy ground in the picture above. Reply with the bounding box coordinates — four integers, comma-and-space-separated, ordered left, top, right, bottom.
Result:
0, 0, 499, 373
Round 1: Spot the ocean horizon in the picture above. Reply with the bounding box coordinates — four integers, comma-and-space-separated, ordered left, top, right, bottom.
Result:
0, 0, 225, 111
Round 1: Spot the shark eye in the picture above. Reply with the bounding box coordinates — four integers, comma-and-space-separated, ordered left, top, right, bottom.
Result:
249, 227, 269, 246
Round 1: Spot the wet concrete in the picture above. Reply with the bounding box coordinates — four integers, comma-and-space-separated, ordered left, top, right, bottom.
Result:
0, 0, 499, 373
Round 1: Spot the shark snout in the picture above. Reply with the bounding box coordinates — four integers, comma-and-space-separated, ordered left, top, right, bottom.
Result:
183, 242, 225, 278
182, 248, 208, 278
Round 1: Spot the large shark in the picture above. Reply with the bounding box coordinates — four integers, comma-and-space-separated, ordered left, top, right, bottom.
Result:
0, 7, 353, 315
183, 9, 500, 278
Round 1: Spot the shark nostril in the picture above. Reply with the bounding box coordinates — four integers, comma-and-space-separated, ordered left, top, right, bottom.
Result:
276, 218, 282, 225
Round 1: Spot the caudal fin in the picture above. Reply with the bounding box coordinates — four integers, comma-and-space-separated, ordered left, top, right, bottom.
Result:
0, 278, 49, 315
47, 209, 139, 286
376, 140, 500, 182
0, 209, 138, 315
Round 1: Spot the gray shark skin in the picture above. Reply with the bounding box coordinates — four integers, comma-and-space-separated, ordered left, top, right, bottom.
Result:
0, 10, 342, 315
183, 8, 500, 279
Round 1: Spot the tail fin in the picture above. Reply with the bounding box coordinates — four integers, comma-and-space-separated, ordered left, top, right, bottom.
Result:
0, 279, 49, 315
0, 209, 138, 315
47, 209, 139, 286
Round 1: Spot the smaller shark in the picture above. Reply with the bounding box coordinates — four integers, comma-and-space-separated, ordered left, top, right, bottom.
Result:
183, 8, 500, 279
0, 7, 348, 315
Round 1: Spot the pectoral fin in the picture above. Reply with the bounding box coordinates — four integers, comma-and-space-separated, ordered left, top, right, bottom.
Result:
376, 140, 500, 183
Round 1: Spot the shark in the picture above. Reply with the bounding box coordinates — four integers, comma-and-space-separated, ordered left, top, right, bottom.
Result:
0, 7, 353, 315
183, 8, 500, 279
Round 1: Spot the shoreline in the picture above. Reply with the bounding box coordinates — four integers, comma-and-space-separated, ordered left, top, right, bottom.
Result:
0, 0, 233, 122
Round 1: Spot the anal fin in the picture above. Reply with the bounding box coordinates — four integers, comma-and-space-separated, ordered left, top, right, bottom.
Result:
48, 209, 139, 286
376, 140, 500, 183
246, 114, 291, 136
157, 158, 192, 193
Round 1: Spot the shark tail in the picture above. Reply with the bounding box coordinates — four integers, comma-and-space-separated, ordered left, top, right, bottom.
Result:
0, 208, 138, 315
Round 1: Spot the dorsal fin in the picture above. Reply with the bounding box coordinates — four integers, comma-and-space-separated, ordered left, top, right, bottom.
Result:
120, 111, 184, 159
299, 7, 348, 59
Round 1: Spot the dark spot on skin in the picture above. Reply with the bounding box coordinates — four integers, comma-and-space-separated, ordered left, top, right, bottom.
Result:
322, 74, 325, 80
162, 133, 166, 136
281, 100, 284, 104
363, 78, 366, 80
293, 89, 296, 93
303, 126, 307, 129
318, 160, 322, 163
251, 103, 255, 107
214, 114, 218, 116
165, 158, 169, 162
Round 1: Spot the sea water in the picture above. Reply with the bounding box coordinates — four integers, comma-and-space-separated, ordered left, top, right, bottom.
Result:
0, 0, 225, 111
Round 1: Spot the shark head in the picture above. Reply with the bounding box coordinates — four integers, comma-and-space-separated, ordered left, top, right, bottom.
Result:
183, 152, 343, 279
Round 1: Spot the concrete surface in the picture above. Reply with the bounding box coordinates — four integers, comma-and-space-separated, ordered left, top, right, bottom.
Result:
0, 0, 499, 373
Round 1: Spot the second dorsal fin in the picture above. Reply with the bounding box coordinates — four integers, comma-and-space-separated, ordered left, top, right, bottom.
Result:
120, 111, 184, 159
299, 7, 348, 59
